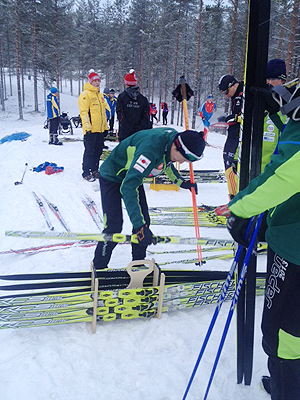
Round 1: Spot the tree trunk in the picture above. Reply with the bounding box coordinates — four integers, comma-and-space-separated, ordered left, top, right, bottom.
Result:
158, 73, 162, 122
192, 0, 203, 129
0, 39, 5, 111
14, 0, 23, 120
54, 0, 60, 93
286, 0, 300, 78
33, 1, 38, 112
164, 40, 169, 102
276, 1, 287, 59
70, 76, 73, 96
170, 29, 180, 124
139, 35, 144, 93
240, 1, 249, 80
228, 0, 239, 74
21, 63, 25, 108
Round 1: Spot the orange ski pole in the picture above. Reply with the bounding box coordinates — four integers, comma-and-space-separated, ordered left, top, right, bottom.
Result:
180, 76, 203, 264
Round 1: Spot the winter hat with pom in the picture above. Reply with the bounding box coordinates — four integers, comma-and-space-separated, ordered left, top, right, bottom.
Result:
88, 69, 100, 84
124, 69, 137, 86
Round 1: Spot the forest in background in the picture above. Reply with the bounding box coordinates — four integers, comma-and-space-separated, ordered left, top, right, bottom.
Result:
0, 0, 299, 127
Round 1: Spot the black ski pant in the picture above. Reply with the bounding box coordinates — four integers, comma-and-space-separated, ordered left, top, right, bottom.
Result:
223, 125, 239, 170
162, 111, 168, 125
109, 115, 115, 133
261, 247, 300, 400
49, 118, 60, 142
82, 132, 104, 178
93, 176, 151, 269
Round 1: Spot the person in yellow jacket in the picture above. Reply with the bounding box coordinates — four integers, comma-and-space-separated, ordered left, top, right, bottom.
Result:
78, 70, 110, 182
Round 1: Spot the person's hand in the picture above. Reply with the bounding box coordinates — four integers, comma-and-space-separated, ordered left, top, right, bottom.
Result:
134, 224, 157, 246
226, 114, 241, 123
225, 114, 235, 123
226, 212, 253, 247
181, 180, 198, 194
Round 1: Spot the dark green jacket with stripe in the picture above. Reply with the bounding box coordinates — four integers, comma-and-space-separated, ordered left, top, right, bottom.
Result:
99, 127, 185, 230
229, 119, 300, 265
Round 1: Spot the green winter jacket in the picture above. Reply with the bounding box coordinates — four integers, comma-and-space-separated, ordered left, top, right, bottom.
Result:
99, 127, 185, 230
229, 119, 300, 265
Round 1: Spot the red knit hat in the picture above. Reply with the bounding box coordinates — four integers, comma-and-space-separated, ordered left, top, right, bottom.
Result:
88, 70, 100, 84
124, 69, 137, 86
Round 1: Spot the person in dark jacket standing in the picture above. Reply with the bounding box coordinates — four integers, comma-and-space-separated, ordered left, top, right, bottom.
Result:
46, 87, 62, 145
93, 128, 206, 269
218, 74, 243, 198
161, 102, 169, 125
116, 70, 152, 141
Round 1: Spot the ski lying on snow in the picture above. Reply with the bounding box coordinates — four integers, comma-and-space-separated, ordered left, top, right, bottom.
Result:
0, 241, 97, 255
5, 231, 235, 247
32, 192, 54, 231
144, 169, 226, 184
0, 269, 244, 293
42, 196, 70, 232
149, 205, 218, 213
82, 195, 103, 230
148, 242, 267, 255
150, 213, 226, 227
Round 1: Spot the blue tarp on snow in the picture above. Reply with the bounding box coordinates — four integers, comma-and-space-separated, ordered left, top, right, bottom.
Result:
0, 132, 31, 145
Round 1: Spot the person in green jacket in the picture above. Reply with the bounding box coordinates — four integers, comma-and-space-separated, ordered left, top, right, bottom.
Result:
226, 81, 300, 400
93, 128, 205, 269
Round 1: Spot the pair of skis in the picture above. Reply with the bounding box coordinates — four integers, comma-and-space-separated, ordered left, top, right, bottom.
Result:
32, 192, 70, 232
32, 193, 102, 233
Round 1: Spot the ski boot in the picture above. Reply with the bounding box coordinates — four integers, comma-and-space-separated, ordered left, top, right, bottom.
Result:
260, 375, 271, 395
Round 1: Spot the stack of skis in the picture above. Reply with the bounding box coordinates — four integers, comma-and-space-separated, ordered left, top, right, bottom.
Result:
0, 261, 266, 330
2, 230, 267, 330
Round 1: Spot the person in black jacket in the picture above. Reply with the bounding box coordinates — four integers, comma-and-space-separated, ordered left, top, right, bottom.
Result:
218, 74, 243, 198
116, 70, 152, 141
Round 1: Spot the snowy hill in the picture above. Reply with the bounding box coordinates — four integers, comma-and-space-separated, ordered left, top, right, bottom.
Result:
0, 77, 268, 400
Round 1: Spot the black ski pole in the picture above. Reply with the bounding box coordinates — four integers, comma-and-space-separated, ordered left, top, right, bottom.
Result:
14, 163, 28, 185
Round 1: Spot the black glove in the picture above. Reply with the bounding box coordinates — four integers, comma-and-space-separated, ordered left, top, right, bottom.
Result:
257, 210, 268, 242
134, 224, 157, 246
225, 114, 234, 123
226, 212, 253, 247
180, 180, 198, 194
250, 86, 279, 115
225, 114, 240, 123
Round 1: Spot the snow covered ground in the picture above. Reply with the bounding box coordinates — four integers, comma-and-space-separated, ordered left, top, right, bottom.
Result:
0, 77, 269, 400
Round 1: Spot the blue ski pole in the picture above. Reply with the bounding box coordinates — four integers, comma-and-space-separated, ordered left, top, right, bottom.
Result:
182, 217, 255, 400
203, 213, 263, 400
